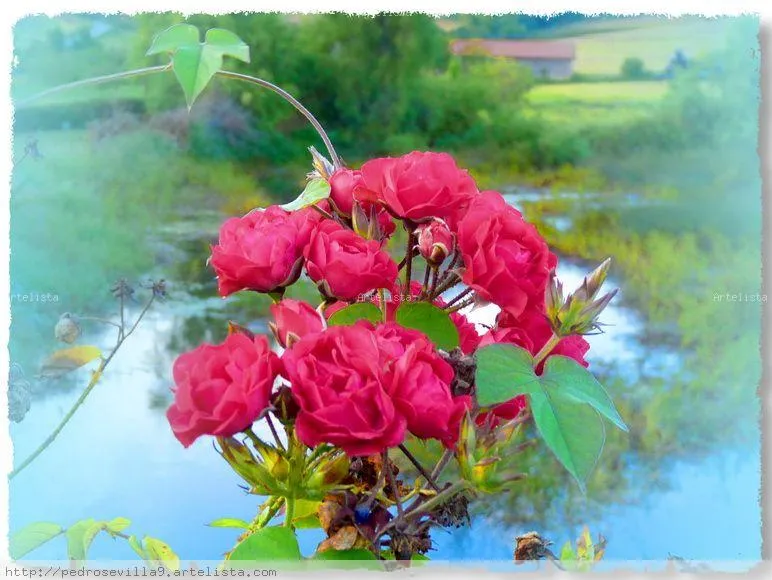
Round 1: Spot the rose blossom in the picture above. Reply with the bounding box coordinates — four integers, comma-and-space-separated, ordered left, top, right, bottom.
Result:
304, 220, 398, 301
211, 205, 319, 296
328, 168, 396, 239
458, 191, 557, 320
375, 323, 464, 447
166, 333, 281, 447
416, 219, 455, 265
281, 323, 407, 456
269, 299, 325, 348
356, 151, 478, 224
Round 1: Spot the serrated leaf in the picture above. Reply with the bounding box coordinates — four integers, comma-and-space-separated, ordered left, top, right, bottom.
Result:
40, 345, 102, 377
530, 389, 606, 492
475, 344, 540, 407
394, 302, 459, 351
279, 178, 331, 212
10, 522, 64, 560
227, 526, 302, 562
541, 356, 628, 431
327, 302, 382, 327
208, 518, 251, 529
144, 536, 180, 571
204, 28, 250, 63
146, 24, 200, 56
66, 518, 103, 563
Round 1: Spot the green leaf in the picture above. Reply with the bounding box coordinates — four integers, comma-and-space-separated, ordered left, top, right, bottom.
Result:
172, 44, 222, 109
313, 549, 380, 569
560, 541, 576, 561
394, 302, 459, 351
105, 517, 131, 536
144, 536, 180, 571
327, 302, 382, 327
475, 344, 540, 407
227, 526, 302, 562
127, 535, 146, 560
204, 28, 250, 63
146, 24, 200, 56
541, 356, 628, 431
145, 24, 251, 108
292, 500, 322, 529
208, 518, 251, 529
66, 518, 103, 563
279, 178, 331, 212
529, 389, 606, 492
10, 522, 64, 559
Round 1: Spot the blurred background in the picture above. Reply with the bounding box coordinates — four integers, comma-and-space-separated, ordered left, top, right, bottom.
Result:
9, 13, 761, 566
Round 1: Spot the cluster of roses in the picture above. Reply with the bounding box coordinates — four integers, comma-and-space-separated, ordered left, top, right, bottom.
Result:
166, 152, 590, 456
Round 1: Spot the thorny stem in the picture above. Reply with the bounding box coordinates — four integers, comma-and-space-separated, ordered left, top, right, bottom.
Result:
251, 496, 285, 531
421, 266, 431, 297
398, 444, 440, 492
443, 287, 473, 310
532, 333, 561, 368
430, 448, 455, 482
10, 293, 157, 480
310, 204, 335, 220
430, 273, 462, 300
410, 481, 469, 516
446, 296, 476, 314
428, 267, 440, 298
403, 229, 415, 300
383, 451, 404, 518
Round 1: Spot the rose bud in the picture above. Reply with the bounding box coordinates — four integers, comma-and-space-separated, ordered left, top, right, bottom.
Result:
166, 333, 282, 447
269, 299, 325, 348
328, 168, 362, 217
270, 385, 300, 424
210, 205, 320, 297
416, 219, 455, 266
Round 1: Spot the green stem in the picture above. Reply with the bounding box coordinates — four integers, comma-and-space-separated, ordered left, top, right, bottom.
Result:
283, 496, 295, 528
430, 448, 455, 482
378, 288, 388, 322
264, 415, 285, 452
410, 481, 469, 516
16, 64, 171, 107
532, 333, 561, 368
215, 70, 341, 169
252, 497, 284, 531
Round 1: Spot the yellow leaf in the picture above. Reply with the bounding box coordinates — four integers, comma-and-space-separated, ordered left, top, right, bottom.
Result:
144, 536, 180, 571
40, 346, 103, 377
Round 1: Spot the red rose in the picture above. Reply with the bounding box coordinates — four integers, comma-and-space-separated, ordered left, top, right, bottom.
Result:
211, 206, 319, 296
304, 220, 398, 301
458, 191, 557, 320
357, 151, 478, 224
282, 323, 407, 456
269, 299, 325, 348
416, 219, 455, 265
450, 311, 481, 355
166, 333, 281, 447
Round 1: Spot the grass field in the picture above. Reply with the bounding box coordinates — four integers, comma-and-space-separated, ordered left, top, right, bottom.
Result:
527, 81, 668, 105
556, 17, 737, 76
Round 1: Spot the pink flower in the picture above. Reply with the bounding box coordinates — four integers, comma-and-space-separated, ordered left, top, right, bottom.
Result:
457, 191, 557, 320
357, 152, 478, 224
281, 323, 407, 456
328, 168, 361, 217
416, 219, 455, 265
210, 206, 319, 296
166, 333, 282, 447
269, 299, 325, 348
304, 220, 398, 301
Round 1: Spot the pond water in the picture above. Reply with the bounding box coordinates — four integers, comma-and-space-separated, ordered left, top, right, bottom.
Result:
8, 192, 761, 569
